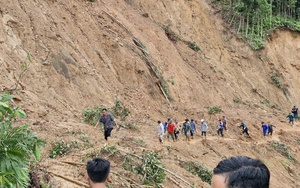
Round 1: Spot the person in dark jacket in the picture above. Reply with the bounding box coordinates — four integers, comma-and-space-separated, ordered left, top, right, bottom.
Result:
95, 108, 118, 145
240, 122, 249, 136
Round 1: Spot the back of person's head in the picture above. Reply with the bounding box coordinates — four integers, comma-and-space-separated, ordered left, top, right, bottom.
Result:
86, 158, 110, 183
158, 120, 161, 124
212, 156, 270, 188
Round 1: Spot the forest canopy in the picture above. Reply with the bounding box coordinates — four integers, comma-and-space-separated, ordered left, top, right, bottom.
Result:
212, 0, 300, 50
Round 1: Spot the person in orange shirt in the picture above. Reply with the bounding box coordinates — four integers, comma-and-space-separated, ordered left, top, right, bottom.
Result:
167, 119, 175, 142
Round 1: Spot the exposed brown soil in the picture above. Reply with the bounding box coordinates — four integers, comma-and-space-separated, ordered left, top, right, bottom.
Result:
1, 0, 300, 187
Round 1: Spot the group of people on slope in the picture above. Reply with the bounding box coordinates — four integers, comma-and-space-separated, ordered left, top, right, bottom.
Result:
261, 122, 276, 137
157, 116, 228, 143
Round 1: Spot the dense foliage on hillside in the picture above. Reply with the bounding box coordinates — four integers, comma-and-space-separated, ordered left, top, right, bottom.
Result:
0, 94, 45, 187
213, 0, 300, 49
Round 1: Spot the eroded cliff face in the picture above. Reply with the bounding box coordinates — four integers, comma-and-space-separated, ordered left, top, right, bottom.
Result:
1, 0, 300, 187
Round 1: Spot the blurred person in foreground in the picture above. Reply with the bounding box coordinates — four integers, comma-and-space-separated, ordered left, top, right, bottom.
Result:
211, 156, 270, 188
86, 158, 111, 188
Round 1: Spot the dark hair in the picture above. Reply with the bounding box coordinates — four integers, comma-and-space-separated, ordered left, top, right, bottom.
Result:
191, 119, 194, 122
158, 120, 161, 124
86, 158, 110, 183
185, 118, 189, 121
102, 108, 107, 112
213, 156, 270, 188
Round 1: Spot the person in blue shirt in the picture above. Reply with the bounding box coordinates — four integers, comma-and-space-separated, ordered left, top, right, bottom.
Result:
164, 118, 170, 133
261, 122, 268, 137
190, 119, 197, 139
287, 112, 294, 126
217, 119, 224, 137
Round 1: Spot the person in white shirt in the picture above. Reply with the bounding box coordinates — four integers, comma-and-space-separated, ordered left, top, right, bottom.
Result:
157, 120, 164, 143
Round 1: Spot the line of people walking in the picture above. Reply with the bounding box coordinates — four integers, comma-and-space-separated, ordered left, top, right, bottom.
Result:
157, 116, 227, 143
158, 117, 281, 143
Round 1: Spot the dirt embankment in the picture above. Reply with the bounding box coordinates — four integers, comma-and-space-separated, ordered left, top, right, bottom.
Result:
1, 0, 300, 187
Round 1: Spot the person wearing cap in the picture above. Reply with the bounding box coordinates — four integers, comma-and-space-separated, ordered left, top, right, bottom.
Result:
86, 157, 111, 188
200, 119, 208, 140
183, 118, 191, 141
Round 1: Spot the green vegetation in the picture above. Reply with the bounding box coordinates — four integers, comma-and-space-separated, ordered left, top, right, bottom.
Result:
271, 73, 282, 88
121, 151, 166, 187
213, 0, 300, 50
83, 98, 130, 126
184, 40, 201, 51
132, 37, 173, 101
124, 123, 139, 130
260, 99, 273, 108
270, 141, 294, 160
82, 105, 106, 126
180, 161, 212, 184
163, 25, 201, 51
139, 152, 166, 187
233, 97, 241, 103
49, 141, 77, 158
100, 145, 119, 156
0, 93, 45, 187
208, 106, 222, 114
111, 99, 130, 121
88, 146, 166, 187
270, 72, 290, 99
210, 65, 217, 73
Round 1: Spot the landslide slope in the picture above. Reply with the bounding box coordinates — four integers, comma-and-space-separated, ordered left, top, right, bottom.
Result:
1, 0, 300, 187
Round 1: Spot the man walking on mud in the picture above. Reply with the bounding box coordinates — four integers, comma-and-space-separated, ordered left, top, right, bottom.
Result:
95, 108, 117, 145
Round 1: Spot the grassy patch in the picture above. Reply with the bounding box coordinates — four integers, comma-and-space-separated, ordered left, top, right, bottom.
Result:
163, 25, 201, 51
233, 97, 241, 103
260, 99, 273, 108
139, 152, 166, 186
180, 161, 212, 184
124, 123, 139, 130
270, 141, 294, 161
208, 107, 222, 115
82, 105, 106, 126
83, 99, 130, 125
271, 73, 282, 88
49, 141, 77, 158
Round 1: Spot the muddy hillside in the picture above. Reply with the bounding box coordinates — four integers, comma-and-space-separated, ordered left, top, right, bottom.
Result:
1, 0, 300, 187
